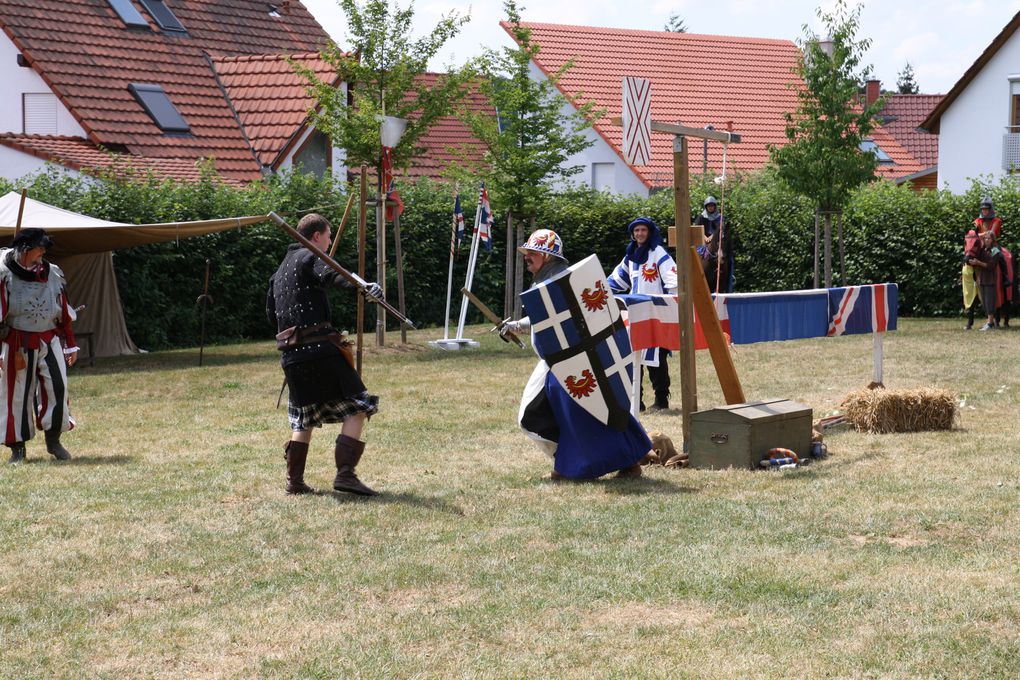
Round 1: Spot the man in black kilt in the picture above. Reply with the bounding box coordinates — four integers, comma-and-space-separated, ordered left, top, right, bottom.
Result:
267, 213, 383, 496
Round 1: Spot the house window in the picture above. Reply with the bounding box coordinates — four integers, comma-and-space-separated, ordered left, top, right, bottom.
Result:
138, 0, 187, 33
23, 93, 57, 134
128, 83, 190, 133
293, 130, 331, 177
107, 0, 150, 29
860, 139, 893, 163
1009, 79, 1020, 132
592, 162, 614, 191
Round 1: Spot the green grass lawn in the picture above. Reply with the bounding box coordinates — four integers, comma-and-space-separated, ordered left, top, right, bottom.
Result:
1, 318, 1018, 679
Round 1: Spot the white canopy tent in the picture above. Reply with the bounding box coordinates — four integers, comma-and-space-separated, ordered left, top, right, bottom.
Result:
0, 192, 270, 357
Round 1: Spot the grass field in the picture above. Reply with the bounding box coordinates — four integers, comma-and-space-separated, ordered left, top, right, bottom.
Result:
1, 318, 1018, 679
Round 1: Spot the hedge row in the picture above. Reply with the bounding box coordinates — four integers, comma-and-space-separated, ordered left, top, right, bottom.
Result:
2, 167, 1013, 349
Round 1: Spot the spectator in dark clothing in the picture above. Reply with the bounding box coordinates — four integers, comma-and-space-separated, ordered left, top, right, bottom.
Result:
968, 230, 1003, 331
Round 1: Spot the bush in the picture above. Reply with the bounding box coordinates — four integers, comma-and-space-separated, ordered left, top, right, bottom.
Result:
9, 165, 1016, 349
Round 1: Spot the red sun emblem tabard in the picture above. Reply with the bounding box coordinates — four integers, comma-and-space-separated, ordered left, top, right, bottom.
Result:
565, 369, 597, 399
641, 264, 659, 282
580, 280, 609, 312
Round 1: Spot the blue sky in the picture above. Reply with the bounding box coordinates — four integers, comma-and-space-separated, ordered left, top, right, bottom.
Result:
302, 0, 1020, 93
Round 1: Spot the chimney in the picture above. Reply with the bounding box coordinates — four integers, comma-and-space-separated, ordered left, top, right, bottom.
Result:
865, 79, 881, 107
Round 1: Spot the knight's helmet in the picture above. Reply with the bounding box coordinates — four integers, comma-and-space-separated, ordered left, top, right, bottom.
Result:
518, 229, 565, 260
980, 196, 995, 218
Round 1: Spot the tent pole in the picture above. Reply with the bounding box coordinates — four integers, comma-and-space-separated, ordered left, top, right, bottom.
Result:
14, 188, 27, 237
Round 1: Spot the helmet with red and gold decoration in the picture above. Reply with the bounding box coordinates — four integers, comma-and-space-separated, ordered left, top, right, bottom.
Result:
517, 229, 565, 260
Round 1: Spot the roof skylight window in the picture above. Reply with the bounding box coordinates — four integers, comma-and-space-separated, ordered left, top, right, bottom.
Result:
107, 0, 150, 29
138, 0, 187, 33
128, 83, 190, 133
860, 139, 893, 163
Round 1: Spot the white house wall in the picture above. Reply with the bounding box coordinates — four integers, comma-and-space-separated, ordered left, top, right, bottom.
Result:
937, 32, 1020, 193
529, 62, 649, 198
0, 32, 85, 137
0, 146, 83, 182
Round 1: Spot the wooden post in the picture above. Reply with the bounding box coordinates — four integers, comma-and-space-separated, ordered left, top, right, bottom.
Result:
357, 168, 368, 375
393, 210, 407, 344
14, 188, 27, 236
328, 191, 357, 258
823, 211, 832, 288
376, 191, 386, 347
504, 213, 514, 319
689, 247, 745, 404
837, 211, 846, 287
813, 210, 820, 289
513, 218, 527, 319
674, 134, 697, 447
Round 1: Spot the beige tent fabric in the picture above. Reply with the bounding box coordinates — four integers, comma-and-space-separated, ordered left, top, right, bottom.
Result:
0, 192, 272, 357
53, 252, 138, 358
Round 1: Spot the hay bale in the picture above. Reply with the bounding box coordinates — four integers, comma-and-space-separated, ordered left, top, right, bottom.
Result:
839, 387, 958, 434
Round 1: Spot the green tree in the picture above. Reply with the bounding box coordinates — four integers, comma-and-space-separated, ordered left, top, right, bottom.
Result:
769, 0, 884, 286
297, 0, 475, 181
458, 0, 601, 315
664, 12, 688, 33
460, 0, 599, 220
896, 61, 920, 94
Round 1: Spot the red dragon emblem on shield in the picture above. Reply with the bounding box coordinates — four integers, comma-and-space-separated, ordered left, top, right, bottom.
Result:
641, 264, 659, 282
580, 280, 609, 312
564, 369, 597, 399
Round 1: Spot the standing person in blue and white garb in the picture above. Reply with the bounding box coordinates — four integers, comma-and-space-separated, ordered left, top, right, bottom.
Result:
607, 217, 677, 411
501, 229, 649, 480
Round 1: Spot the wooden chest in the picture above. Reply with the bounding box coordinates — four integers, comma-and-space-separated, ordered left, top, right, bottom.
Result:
689, 399, 813, 470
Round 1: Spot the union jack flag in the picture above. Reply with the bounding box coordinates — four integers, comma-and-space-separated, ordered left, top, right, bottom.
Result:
453, 193, 465, 249
478, 184, 494, 252
827, 284, 898, 336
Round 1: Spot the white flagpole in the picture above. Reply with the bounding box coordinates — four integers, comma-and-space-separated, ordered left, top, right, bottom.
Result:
442, 207, 458, 340
455, 200, 483, 340
631, 350, 642, 417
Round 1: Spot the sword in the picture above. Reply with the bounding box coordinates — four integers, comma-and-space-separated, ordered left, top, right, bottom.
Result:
460, 287, 525, 349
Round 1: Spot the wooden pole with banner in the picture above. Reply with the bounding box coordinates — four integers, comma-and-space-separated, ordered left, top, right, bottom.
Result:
613, 75, 742, 449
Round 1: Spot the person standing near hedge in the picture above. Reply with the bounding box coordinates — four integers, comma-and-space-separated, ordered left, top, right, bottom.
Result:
266, 213, 384, 496
967, 230, 1004, 331
0, 228, 78, 464
694, 196, 734, 293
607, 217, 677, 411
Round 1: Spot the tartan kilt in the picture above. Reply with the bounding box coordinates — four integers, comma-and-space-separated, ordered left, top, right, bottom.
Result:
283, 355, 379, 430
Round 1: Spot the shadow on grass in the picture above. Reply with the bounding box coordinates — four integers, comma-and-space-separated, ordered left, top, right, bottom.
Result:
72, 351, 275, 377
550, 475, 698, 495
15, 454, 134, 466
323, 489, 466, 514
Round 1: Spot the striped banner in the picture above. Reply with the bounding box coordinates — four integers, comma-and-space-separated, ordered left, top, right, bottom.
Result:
622, 76, 652, 166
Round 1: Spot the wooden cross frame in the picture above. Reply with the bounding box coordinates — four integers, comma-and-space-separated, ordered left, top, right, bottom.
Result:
612, 118, 747, 448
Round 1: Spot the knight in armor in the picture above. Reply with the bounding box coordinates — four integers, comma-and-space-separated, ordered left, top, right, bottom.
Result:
1, 228, 79, 464
503, 229, 649, 480
266, 214, 384, 496
606, 217, 677, 411
695, 195, 734, 294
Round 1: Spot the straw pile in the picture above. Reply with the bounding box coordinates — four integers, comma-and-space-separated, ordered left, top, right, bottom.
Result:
840, 387, 958, 434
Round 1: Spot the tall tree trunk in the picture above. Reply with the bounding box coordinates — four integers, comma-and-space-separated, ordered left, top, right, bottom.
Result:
837, 211, 846, 286
823, 211, 833, 288
504, 213, 514, 319
813, 210, 820, 289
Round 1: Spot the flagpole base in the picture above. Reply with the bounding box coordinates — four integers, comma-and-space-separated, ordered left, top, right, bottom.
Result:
428, 338, 481, 351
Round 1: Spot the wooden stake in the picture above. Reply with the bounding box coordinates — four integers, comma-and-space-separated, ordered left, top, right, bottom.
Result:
689, 247, 744, 404
357, 168, 368, 375
674, 134, 697, 447
504, 213, 514, 318
393, 210, 407, 344
14, 188, 27, 236
328, 191, 357, 258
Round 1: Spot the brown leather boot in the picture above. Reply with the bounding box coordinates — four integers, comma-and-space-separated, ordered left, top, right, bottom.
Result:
333, 435, 378, 496
45, 430, 72, 460
284, 440, 314, 495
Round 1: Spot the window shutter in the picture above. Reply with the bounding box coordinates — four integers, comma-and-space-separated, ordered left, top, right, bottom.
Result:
23, 93, 58, 134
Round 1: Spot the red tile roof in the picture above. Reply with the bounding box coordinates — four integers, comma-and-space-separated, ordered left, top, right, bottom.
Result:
0, 0, 331, 182
878, 94, 943, 168
505, 22, 924, 186
0, 134, 221, 183
212, 51, 337, 169
403, 73, 493, 181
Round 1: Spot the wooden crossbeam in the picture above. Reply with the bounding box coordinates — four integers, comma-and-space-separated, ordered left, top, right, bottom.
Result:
609, 117, 741, 143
